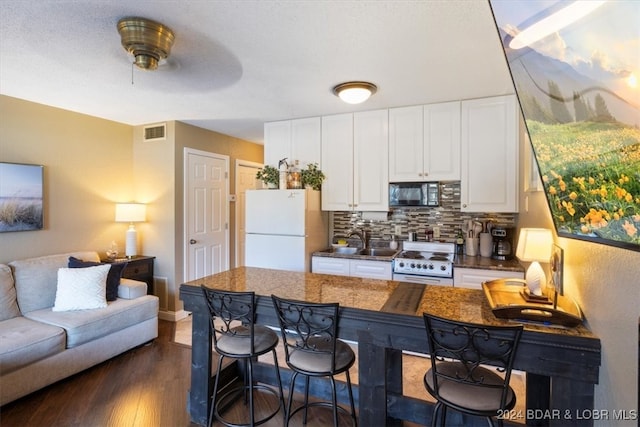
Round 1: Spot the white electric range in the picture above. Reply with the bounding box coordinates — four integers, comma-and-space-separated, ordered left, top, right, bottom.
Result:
392, 241, 455, 286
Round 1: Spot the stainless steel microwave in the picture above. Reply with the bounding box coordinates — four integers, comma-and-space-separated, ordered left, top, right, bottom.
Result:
389, 182, 440, 207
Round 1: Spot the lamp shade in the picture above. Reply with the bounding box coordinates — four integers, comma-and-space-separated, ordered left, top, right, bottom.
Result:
516, 228, 553, 262
115, 203, 146, 223
516, 228, 553, 296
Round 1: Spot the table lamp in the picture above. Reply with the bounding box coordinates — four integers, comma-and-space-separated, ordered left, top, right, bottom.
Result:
115, 203, 146, 258
515, 228, 553, 296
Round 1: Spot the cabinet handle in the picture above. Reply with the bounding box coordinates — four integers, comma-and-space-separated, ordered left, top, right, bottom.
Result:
462, 204, 467, 208
190, 239, 197, 244
418, 173, 423, 177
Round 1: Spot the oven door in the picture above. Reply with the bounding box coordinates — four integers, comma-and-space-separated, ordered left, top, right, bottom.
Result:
392, 273, 453, 286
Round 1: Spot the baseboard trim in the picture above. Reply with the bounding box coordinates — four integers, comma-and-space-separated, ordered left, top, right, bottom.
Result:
158, 309, 190, 322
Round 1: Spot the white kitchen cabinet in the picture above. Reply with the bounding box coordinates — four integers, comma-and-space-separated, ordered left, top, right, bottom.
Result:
349, 259, 393, 280
321, 110, 389, 211
389, 101, 460, 182
312, 256, 392, 280
264, 117, 321, 168
453, 267, 524, 290
311, 256, 350, 276
460, 95, 518, 212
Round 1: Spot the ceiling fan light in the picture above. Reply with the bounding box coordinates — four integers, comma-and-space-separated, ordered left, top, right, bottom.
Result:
333, 81, 377, 104
117, 17, 175, 71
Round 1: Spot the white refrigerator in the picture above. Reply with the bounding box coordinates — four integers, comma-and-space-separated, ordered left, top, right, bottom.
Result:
245, 189, 328, 272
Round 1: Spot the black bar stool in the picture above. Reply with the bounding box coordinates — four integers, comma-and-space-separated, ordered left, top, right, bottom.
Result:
201, 286, 284, 427
422, 312, 523, 427
271, 295, 357, 427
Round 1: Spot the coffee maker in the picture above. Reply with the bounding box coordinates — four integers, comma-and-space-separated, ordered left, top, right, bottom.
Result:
491, 226, 515, 260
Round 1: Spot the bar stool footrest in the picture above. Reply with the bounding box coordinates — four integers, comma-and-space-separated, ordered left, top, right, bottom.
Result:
215, 384, 282, 427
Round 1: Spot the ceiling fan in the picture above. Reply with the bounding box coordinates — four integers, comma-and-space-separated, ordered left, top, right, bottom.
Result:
117, 17, 175, 71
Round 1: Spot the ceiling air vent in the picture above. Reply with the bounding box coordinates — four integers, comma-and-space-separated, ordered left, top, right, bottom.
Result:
143, 123, 166, 141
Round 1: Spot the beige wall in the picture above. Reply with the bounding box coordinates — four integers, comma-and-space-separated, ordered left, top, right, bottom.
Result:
0, 97, 263, 318
132, 120, 263, 315
517, 124, 640, 424
0, 96, 134, 263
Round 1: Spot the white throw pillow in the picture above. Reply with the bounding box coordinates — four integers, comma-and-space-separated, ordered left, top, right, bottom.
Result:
53, 264, 110, 311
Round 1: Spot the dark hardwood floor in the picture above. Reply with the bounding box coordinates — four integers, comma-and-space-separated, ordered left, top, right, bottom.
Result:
0, 320, 379, 427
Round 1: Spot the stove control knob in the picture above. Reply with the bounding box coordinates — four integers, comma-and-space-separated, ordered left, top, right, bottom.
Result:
440, 265, 447, 271
398, 262, 405, 268
428, 264, 434, 270
410, 263, 416, 269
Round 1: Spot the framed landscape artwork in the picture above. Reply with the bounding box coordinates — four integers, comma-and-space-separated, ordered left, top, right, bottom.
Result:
0, 162, 44, 232
490, 1, 640, 252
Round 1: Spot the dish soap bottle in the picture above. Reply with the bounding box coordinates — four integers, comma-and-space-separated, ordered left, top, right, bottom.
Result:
389, 234, 398, 250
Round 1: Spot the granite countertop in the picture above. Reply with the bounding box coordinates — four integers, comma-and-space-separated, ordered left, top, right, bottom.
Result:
312, 247, 398, 261
312, 245, 525, 273
454, 255, 525, 273
184, 267, 595, 339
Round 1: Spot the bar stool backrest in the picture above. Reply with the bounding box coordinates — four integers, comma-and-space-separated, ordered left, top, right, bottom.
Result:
423, 313, 523, 409
201, 288, 258, 356
271, 296, 340, 375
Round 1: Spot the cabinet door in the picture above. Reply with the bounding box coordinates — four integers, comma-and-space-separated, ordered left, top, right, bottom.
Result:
312, 256, 350, 276
354, 109, 389, 211
453, 267, 524, 289
389, 106, 424, 182
349, 259, 393, 280
321, 113, 354, 210
291, 117, 321, 168
264, 120, 291, 167
461, 95, 518, 212
424, 101, 461, 181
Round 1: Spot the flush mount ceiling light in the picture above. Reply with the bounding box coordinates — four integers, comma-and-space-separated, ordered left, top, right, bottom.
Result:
332, 81, 378, 104
117, 17, 175, 71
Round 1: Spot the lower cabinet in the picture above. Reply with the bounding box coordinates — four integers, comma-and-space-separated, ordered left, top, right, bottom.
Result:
453, 267, 524, 290
312, 256, 392, 280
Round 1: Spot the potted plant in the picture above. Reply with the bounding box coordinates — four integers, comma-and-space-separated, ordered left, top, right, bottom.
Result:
256, 165, 279, 188
301, 163, 325, 191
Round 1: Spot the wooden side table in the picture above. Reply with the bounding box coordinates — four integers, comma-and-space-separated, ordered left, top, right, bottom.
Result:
102, 255, 155, 295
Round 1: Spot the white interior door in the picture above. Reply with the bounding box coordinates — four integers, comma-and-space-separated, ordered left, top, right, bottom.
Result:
235, 160, 262, 267
185, 148, 229, 281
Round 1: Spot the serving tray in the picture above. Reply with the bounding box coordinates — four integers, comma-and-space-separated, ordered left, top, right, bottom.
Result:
482, 278, 583, 327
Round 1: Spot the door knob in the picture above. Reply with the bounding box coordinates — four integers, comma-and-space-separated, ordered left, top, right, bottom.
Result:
190, 239, 197, 244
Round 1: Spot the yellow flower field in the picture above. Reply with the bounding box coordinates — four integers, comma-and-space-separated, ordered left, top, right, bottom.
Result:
528, 120, 640, 245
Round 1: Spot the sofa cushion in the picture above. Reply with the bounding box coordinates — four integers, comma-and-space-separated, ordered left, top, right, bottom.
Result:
0, 316, 66, 374
25, 295, 158, 348
118, 278, 148, 299
68, 257, 127, 301
0, 264, 20, 321
9, 252, 100, 313
53, 265, 110, 312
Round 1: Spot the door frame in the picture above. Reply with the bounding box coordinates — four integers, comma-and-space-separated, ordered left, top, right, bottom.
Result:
234, 159, 263, 268
183, 147, 230, 282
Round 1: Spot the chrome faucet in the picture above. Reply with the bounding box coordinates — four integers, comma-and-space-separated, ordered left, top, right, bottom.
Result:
347, 228, 369, 249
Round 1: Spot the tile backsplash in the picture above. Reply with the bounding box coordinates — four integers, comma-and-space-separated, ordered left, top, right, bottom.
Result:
331, 182, 517, 243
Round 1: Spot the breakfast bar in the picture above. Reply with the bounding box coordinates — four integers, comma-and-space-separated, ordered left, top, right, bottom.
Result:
180, 267, 601, 426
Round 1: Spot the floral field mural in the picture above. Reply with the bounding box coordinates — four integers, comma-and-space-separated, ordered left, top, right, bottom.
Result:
491, 0, 640, 251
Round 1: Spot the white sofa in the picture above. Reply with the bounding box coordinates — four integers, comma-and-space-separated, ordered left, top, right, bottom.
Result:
0, 251, 159, 406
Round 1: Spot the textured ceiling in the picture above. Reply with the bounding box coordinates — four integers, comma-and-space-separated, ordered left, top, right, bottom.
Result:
0, 1, 514, 144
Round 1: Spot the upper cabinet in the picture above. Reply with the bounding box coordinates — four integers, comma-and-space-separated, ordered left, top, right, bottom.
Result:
460, 95, 518, 212
264, 117, 321, 168
389, 101, 461, 182
321, 110, 389, 211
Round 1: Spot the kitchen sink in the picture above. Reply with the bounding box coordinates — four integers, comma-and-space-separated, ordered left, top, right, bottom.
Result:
358, 248, 398, 257
333, 246, 359, 255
